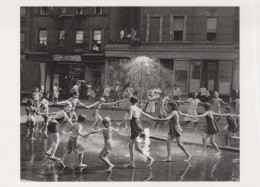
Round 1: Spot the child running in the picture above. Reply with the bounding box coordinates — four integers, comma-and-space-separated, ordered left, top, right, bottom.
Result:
209, 91, 228, 123
180, 103, 222, 156
56, 92, 89, 122
46, 102, 74, 160
87, 97, 125, 130
221, 106, 239, 146
59, 114, 88, 168
25, 100, 43, 140
156, 101, 192, 162
85, 116, 119, 171
38, 93, 52, 138
179, 93, 203, 130
118, 96, 156, 168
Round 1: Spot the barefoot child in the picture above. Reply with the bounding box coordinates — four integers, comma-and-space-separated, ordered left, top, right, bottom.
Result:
86, 97, 125, 130
209, 91, 228, 123
118, 96, 156, 168
59, 114, 88, 168
38, 93, 51, 138
85, 116, 118, 171
221, 106, 239, 146
154, 93, 170, 128
180, 103, 222, 156
25, 100, 43, 140
156, 101, 191, 162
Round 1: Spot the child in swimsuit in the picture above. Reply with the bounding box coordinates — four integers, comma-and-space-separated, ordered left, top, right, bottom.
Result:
209, 91, 228, 123
86, 97, 125, 130
180, 103, 222, 156
118, 96, 156, 168
38, 93, 51, 138
59, 114, 88, 168
156, 101, 191, 162
25, 100, 42, 140
86, 116, 118, 171
221, 106, 240, 146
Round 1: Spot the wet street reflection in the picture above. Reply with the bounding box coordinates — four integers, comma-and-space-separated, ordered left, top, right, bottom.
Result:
21, 124, 239, 181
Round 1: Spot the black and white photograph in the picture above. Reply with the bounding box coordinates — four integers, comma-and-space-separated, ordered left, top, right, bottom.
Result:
19, 6, 241, 182
1, 0, 260, 185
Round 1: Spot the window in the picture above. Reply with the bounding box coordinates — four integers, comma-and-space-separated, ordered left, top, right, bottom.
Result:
21, 33, 25, 53
76, 7, 83, 15
21, 7, 26, 16
75, 30, 83, 49
206, 18, 217, 41
40, 7, 48, 15
93, 30, 102, 51
39, 30, 47, 46
59, 30, 65, 41
149, 17, 160, 42
95, 7, 102, 15
173, 16, 184, 41
60, 7, 66, 14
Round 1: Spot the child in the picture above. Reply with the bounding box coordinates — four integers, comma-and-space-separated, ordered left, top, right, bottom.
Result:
59, 114, 88, 168
156, 101, 191, 162
154, 93, 170, 128
56, 92, 89, 122
118, 96, 156, 168
222, 106, 239, 146
180, 103, 222, 156
32, 87, 42, 109
86, 97, 123, 130
209, 91, 228, 123
25, 100, 42, 140
85, 116, 118, 171
38, 93, 51, 138
180, 93, 202, 130
46, 102, 74, 160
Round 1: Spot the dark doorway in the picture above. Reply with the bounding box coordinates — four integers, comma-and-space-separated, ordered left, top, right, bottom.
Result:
201, 60, 219, 92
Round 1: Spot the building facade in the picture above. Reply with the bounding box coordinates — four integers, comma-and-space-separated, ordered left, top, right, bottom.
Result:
105, 7, 239, 96
21, 7, 239, 98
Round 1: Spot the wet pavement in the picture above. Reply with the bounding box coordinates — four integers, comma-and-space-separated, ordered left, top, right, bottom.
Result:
20, 122, 240, 181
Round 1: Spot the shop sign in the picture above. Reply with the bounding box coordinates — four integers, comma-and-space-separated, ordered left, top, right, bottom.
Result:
53, 54, 82, 62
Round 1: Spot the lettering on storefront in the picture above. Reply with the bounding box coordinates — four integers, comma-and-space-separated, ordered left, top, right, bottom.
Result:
53, 55, 82, 62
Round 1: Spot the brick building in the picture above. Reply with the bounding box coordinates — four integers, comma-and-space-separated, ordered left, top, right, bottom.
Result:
105, 7, 239, 96
21, 7, 239, 98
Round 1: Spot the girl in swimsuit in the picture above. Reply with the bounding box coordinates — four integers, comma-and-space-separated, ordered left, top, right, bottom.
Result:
209, 91, 228, 123
38, 93, 52, 138
156, 101, 192, 162
56, 92, 88, 122
25, 100, 43, 140
118, 96, 157, 168
86, 116, 119, 171
180, 103, 222, 156
222, 106, 240, 146
87, 97, 125, 130
59, 114, 88, 168
46, 102, 74, 160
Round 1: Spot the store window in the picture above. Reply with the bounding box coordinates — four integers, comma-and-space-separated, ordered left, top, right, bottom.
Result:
39, 30, 47, 46
206, 18, 217, 42
40, 7, 48, 15
173, 16, 184, 41
21, 7, 26, 16
95, 7, 103, 15
174, 60, 189, 93
190, 61, 201, 92
219, 62, 232, 95
93, 30, 102, 52
76, 7, 83, 15
75, 30, 84, 49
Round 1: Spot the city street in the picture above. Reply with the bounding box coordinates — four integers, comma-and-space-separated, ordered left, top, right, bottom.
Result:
20, 105, 239, 181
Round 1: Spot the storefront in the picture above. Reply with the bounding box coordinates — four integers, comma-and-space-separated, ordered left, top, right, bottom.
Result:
24, 52, 105, 99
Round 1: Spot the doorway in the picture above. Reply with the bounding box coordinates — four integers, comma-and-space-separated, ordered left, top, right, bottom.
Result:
201, 60, 219, 92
